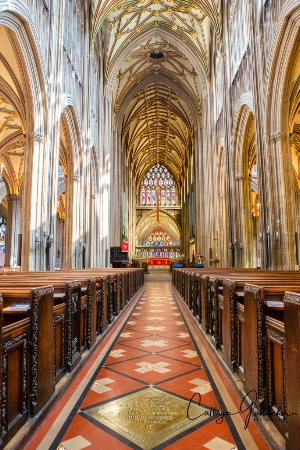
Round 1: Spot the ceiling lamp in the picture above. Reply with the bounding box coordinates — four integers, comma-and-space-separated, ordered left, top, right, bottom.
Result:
150, 51, 164, 61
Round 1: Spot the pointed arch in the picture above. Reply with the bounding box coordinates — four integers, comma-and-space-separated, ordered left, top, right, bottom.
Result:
136, 208, 181, 245
105, 27, 209, 99
0, 1, 48, 132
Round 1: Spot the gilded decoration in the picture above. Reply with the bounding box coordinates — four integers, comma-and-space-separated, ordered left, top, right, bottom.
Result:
84, 386, 211, 449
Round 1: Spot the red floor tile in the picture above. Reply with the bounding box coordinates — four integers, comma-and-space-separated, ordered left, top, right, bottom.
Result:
25, 280, 271, 450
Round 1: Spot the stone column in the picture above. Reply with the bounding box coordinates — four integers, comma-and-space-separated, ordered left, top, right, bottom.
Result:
72, 174, 81, 268
99, 96, 112, 267
21, 132, 48, 271
5, 194, 21, 268
247, 1, 270, 270
234, 175, 255, 268
127, 168, 135, 260
294, 191, 300, 266
43, 0, 64, 271
110, 130, 122, 246
221, 47, 235, 268
218, 193, 227, 266
268, 132, 296, 269
194, 125, 204, 258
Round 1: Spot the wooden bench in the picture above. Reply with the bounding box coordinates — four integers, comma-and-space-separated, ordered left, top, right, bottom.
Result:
0, 286, 54, 444
0, 279, 85, 373
221, 275, 300, 369
172, 268, 300, 449
172, 268, 258, 323
187, 271, 300, 354
284, 291, 300, 450
243, 285, 300, 446
2, 267, 144, 320
0, 267, 145, 448
2, 274, 103, 349
0, 268, 144, 371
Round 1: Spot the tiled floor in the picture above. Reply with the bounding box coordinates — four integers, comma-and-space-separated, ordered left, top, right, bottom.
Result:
25, 277, 271, 450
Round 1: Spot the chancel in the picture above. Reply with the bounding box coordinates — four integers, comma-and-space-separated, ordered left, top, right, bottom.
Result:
0, 0, 299, 449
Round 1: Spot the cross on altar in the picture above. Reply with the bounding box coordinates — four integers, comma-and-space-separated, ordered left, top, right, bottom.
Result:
155, 179, 168, 221
155, 180, 160, 221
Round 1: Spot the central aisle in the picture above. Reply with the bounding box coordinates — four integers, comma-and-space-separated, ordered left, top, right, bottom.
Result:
26, 278, 270, 450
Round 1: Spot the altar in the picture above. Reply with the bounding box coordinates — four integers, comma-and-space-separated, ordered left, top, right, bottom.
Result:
148, 258, 170, 266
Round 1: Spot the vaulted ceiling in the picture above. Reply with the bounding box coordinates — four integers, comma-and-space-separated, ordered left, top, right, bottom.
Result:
92, 0, 221, 188
0, 25, 25, 198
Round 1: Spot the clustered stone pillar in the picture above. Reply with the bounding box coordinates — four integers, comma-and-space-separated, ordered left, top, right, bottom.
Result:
5, 194, 21, 268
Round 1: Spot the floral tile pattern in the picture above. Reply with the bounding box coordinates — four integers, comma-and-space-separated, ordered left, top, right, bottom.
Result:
26, 279, 271, 450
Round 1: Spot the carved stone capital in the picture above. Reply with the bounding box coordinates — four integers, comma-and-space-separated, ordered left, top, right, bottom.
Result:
72, 175, 80, 182
235, 174, 247, 181
43, 0, 49, 13
31, 132, 44, 143
270, 131, 286, 143
7, 194, 19, 203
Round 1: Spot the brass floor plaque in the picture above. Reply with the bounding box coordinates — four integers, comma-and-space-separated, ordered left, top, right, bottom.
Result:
84, 387, 210, 449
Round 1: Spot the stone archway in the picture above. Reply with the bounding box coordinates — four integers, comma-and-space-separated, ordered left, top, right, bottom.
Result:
0, 2, 48, 270
53, 103, 83, 269
135, 209, 181, 260
265, 1, 300, 268
232, 102, 258, 268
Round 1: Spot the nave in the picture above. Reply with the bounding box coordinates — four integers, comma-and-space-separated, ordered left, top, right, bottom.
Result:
25, 275, 269, 450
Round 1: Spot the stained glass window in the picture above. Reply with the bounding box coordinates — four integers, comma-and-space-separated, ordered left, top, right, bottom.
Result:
140, 164, 176, 206
0, 216, 6, 253
145, 228, 172, 246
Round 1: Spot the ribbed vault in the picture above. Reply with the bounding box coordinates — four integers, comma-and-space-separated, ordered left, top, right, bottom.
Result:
92, 0, 220, 249
0, 25, 26, 196
123, 81, 194, 185
91, 0, 221, 188
92, 0, 221, 47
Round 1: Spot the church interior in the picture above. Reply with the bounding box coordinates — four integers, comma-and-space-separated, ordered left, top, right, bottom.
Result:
0, 0, 300, 449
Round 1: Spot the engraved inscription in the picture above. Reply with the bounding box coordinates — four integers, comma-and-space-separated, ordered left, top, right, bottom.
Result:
84, 387, 209, 449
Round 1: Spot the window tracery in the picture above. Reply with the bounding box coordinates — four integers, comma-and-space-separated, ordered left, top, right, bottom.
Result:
145, 228, 172, 247
0, 216, 6, 253
140, 164, 176, 206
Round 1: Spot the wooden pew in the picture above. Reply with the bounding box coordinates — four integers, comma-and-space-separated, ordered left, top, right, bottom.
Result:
1, 286, 54, 445
284, 292, 300, 450
178, 270, 300, 358
221, 275, 300, 371
172, 268, 300, 448
243, 285, 300, 445
0, 296, 3, 448
172, 268, 300, 374
1, 267, 144, 323
2, 317, 30, 445
0, 267, 144, 372
172, 268, 259, 332
0, 268, 145, 448
173, 269, 300, 450
0, 268, 144, 353
0, 279, 83, 373
20, 275, 98, 350
243, 285, 286, 396
61, 268, 144, 307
